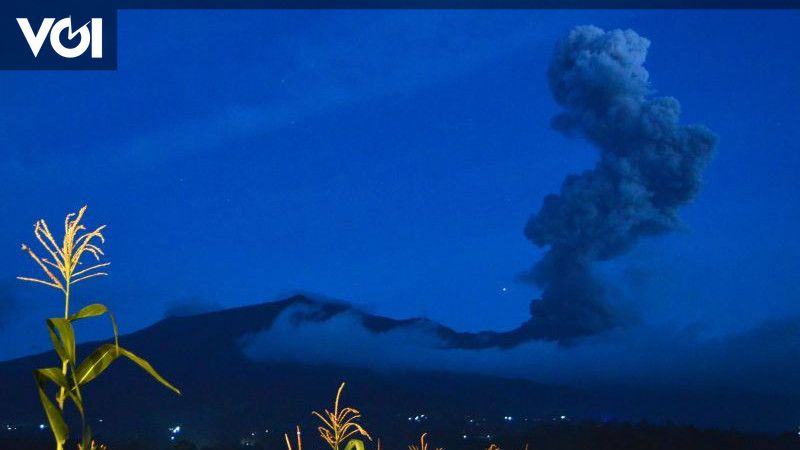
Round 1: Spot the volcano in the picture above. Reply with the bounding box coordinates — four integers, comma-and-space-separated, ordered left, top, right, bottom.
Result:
0, 295, 796, 449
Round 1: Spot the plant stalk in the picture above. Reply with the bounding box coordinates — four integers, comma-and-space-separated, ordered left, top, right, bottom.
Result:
55, 280, 70, 450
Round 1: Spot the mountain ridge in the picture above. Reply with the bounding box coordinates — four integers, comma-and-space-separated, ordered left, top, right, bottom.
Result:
1, 295, 798, 448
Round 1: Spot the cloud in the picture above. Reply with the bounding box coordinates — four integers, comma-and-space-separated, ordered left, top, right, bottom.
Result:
240, 300, 800, 396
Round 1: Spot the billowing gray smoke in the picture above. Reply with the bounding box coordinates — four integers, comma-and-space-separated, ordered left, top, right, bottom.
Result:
243, 26, 718, 351
519, 25, 717, 342
436, 26, 719, 348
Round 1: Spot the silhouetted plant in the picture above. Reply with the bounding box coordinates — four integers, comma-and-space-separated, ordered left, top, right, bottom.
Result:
485, 444, 530, 450
310, 382, 370, 450
18, 206, 181, 450
408, 433, 442, 450
77, 440, 108, 450
284, 425, 303, 450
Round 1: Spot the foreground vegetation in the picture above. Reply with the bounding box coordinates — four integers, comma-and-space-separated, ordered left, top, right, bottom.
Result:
17, 207, 180, 449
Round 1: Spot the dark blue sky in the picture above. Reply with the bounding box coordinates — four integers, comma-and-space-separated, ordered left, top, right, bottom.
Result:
1, 10, 798, 371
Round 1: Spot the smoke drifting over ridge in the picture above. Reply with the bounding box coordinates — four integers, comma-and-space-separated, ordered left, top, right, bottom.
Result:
514, 25, 717, 342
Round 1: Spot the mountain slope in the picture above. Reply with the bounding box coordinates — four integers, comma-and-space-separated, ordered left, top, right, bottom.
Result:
0, 296, 586, 448
0, 295, 797, 449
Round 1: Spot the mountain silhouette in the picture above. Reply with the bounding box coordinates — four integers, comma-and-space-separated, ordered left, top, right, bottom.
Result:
0, 295, 797, 449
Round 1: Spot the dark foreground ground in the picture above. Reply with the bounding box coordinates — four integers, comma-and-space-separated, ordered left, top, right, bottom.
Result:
3, 421, 799, 450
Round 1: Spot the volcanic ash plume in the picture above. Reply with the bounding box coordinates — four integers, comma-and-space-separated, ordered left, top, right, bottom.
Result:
516, 25, 717, 342
242, 26, 718, 352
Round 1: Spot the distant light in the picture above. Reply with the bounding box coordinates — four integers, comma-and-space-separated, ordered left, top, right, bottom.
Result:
39, 424, 45, 430
501, 287, 508, 293
462, 435, 468, 440
560, 415, 566, 420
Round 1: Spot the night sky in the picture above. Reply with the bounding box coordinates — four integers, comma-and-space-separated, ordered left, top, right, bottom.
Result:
1, 10, 799, 393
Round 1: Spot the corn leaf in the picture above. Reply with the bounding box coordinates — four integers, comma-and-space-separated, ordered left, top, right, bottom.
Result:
47, 318, 76, 365
69, 303, 119, 348
69, 303, 107, 321
34, 370, 69, 446
117, 347, 181, 395
75, 343, 119, 386
74, 344, 180, 395
344, 439, 367, 450
36, 367, 70, 389
36, 367, 86, 421
81, 425, 93, 450
45, 323, 67, 363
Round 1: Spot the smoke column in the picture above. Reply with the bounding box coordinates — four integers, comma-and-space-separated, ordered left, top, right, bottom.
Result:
515, 25, 718, 342
249, 26, 718, 350
435, 26, 719, 348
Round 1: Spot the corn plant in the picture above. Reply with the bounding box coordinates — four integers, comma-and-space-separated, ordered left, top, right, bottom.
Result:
77, 441, 107, 450
312, 382, 371, 450
484, 444, 528, 450
18, 206, 180, 450
285, 426, 366, 450
408, 433, 442, 450
284, 425, 303, 450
